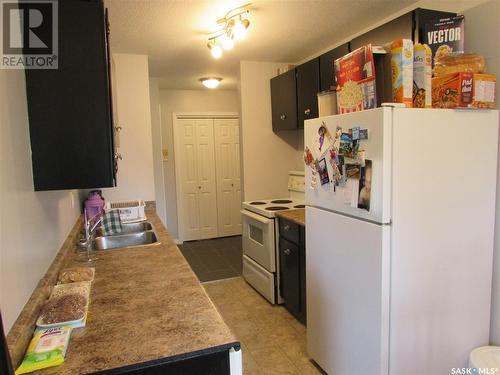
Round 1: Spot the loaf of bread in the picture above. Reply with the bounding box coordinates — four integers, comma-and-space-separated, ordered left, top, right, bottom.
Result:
434, 53, 485, 77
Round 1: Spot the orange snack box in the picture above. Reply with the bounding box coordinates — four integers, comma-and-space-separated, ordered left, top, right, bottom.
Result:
471, 73, 496, 109
432, 72, 473, 108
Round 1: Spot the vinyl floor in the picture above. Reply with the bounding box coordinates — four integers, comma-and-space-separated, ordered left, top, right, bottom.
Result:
203, 277, 325, 375
178, 236, 242, 282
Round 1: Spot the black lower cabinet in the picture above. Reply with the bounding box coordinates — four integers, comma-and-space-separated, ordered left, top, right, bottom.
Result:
280, 238, 300, 318
279, 219, 306, 325
92, 348, 235, 375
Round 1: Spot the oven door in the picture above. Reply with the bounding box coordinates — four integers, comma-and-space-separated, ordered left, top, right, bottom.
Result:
241, 210, 276, 272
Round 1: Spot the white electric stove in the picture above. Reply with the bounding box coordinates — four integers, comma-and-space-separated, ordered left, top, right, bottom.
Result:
242, 199, 305, 218
241, 171, 305, 304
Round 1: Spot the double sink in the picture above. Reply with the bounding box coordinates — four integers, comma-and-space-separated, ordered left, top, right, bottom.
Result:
92, 221, 160, 251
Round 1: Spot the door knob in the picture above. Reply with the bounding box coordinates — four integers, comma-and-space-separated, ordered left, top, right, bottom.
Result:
284, 248, 291, 255
304, 108, 311, 115
280, 114, 286, 120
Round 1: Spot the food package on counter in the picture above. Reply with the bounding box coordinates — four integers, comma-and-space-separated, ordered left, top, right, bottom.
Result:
57, 267, 95, 284
413, 43, 432, 108
15, 326, 72, 374
334, 44, 377, 113
37, 281, 91, 328
424, 15, 465, 66
471, 73, 496, 109
434, 53, 485, 77
432, 72, 473, 108
389, 39, 414, 107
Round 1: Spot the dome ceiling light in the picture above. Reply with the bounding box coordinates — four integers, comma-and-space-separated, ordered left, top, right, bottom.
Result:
206, 6, 250, 59
200, 77, 222, 89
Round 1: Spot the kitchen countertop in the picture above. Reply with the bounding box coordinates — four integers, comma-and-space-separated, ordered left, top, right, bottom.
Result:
275, 208, 306, 226
7, 210, 239, 374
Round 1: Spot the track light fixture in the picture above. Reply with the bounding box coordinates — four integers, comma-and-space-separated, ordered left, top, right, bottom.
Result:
207, 7, 250, 59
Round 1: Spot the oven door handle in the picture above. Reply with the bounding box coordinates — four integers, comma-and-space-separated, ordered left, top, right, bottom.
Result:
240, 210, 272, 225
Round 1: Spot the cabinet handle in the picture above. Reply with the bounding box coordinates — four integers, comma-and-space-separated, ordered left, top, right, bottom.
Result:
284, 248, 291, 255
114, 153, 122, 160
198, 186, 201, 189
284, 225, 291, 231
280, 114, 286, 120
304, 108, 311, 116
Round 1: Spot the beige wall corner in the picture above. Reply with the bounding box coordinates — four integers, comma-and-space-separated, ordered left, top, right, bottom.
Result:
239, 61, 304, 202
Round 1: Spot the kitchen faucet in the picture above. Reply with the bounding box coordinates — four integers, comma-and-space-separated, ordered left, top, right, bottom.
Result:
84, 209, 103, 244
79, 209, 102, 261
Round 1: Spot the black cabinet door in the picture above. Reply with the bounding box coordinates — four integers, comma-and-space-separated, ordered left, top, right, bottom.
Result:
25, 0, 115, 191
296, 58, 319, 127
270, 69, 297, 131
280, 238, 300, 318
299, 226, 307, 325
319, 43, 350, 92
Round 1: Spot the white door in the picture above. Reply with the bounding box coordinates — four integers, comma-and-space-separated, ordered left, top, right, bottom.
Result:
195, 120, 218, 239
306, 206, 390, 375
176, 119, 218, 241
304, 107, 392, 224
177, 119, 201, 241
214, 119, 242, 237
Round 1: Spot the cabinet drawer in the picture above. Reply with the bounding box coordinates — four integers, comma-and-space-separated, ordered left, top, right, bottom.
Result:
279, 219, 299, 244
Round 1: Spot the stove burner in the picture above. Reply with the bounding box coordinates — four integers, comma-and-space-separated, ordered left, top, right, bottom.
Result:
250, 201, 266, 205
271, 199, 292, 204
266, 206, 288, 211
294, 204, 305, 208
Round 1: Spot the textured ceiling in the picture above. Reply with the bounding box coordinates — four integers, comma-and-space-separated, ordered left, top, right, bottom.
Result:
105, 0, 419, 90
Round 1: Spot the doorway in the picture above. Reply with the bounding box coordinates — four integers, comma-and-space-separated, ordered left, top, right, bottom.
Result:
173, 113, 242, 242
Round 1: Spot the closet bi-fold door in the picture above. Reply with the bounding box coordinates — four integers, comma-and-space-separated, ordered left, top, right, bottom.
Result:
177, 119, 218, 241
214, 119, 242, 237
196, 120, 218, 239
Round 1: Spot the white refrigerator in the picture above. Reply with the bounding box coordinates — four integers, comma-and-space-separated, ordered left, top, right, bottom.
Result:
304, 107, 499, 375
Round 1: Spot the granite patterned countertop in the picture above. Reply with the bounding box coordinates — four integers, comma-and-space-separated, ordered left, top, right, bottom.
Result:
8, 210, 238, 374
275, 208, 306, 226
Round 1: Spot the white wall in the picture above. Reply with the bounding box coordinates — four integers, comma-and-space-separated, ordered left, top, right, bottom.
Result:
464, 0, 500, 345
159, 89, 239, 240
239, 61, 304, 201
149, 78, 167, 225
0, 69, 81, 332
102, 54, 155, 203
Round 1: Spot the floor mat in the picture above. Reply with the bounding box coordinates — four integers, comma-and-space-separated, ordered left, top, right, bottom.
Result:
178, 236, 242, 282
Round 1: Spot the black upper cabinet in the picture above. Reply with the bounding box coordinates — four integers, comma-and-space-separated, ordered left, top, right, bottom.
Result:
350, 9, 456, 50
296, 58, 319, 128
271, 69, 297, 131
319, 43, 350, 92
25, 0, 115, 191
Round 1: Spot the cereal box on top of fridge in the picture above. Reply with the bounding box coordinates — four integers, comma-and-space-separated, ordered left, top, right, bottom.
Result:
334, 44, 377, 114
413, 43, 432, 108
389, 39, 413, 107
424, 15, 465, 66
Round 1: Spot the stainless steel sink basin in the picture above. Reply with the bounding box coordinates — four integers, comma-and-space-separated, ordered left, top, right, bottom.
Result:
92, 231, 159, 250
95, 221, 153, 237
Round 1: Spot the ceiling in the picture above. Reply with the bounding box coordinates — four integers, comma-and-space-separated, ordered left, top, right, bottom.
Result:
105, 0, 420, 90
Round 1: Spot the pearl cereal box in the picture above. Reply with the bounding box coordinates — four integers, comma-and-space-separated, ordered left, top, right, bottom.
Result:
413, 43, 432, 108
